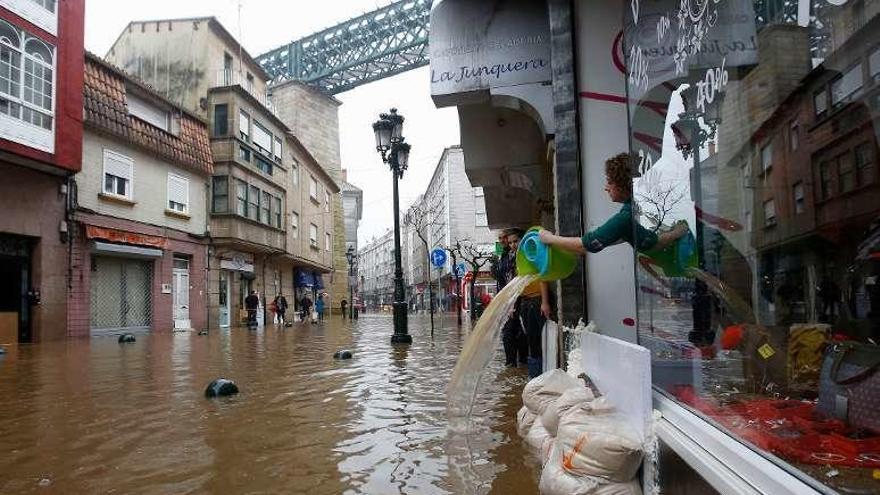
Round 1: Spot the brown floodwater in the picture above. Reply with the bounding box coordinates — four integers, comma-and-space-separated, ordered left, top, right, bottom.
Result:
0, 314, 540, 494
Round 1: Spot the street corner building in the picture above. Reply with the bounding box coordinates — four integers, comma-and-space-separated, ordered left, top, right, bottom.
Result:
0, 0, 85, 344
67, 53, 213, 337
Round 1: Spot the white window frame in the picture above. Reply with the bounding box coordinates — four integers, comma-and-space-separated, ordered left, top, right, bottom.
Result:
309, 175, 318, 201
831, 63, 863, 107
0, 19, 55, 152
291, 162, 299, 185
291, 211, 299, 239
324, 190, 330, 212
167, 173, 189, 214
0, 0, 57, 36
239, 109, 250, 141
127, 92, 170, 132
813, 90, 827, 116
309, 223, 318, 248
102, 149, 134, 200
763, 198, 776, 226
793, 182, 805, 214
761, 143, 772, 172
252, 120, 272, 155
325, 232, 331, 251
274, 136, 282, 162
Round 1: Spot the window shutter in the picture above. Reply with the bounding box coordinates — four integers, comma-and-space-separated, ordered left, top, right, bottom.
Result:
168, 174, 188, 207
127, 93, 169, 131
104, 150, 132, 180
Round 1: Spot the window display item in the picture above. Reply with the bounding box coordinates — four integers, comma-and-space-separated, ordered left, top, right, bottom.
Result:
817, 341, 880, 433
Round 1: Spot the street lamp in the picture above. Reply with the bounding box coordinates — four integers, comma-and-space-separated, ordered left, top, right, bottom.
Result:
373, 108, 412, 344
346, 245, 357, 319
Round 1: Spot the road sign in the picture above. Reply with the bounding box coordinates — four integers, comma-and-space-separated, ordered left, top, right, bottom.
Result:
454, 263, 466, 277
430, 248, 447, 268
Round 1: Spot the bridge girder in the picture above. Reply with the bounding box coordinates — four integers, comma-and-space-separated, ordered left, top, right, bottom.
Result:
255, 0, 431, 95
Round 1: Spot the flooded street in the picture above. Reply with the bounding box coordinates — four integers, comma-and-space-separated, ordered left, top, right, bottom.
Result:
0, 314, 540, 494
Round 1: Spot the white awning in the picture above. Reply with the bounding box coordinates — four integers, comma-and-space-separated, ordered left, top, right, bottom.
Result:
92, 241, 163, 259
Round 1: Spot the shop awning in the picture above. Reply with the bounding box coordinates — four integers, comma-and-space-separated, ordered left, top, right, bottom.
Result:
93, 241, 163, 259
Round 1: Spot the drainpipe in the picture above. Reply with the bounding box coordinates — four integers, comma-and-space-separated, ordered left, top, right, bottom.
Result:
205, 180, 211, 333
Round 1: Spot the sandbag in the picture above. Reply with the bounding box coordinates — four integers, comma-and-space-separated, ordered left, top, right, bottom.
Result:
541, 386, 595, 437
525, 418, 552, 450
540, 437, 555, 466
557, 397, 643, 482
517, 405, 537, 438
523, 369, 581, 415
539, 446, 642, 495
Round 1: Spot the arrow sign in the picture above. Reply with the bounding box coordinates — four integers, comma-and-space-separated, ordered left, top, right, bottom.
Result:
430, 248, 447, 268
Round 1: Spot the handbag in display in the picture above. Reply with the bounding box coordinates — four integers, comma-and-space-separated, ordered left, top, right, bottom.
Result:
817, 341, 880, 433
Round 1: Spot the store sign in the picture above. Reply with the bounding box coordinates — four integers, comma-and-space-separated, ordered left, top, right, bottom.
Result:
429, 0, 551, 97
220, 254, 254, 273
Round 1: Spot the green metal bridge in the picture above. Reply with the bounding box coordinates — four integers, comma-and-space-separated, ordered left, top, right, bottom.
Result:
254, 0, 829, 95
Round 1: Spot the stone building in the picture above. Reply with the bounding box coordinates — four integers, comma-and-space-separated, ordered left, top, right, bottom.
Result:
105, 17, 337, 327
70, 53, 212, 336
357, 229, 394, 310
341, 171, 363, 253
0, 0, 84, 343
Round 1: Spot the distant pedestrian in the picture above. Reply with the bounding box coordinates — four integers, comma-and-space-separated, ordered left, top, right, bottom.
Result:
245, 290, 259, 327
300, 294, 313, 323
341, 299, 348, 319
273, 293, 288, 325
315, 295, 325, 322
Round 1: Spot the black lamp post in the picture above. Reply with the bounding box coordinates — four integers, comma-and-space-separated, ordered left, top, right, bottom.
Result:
345, 245, 357, 319
373, 108, 412, 344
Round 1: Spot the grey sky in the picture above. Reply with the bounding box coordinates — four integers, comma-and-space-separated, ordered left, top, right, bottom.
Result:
85, 0, 461, 244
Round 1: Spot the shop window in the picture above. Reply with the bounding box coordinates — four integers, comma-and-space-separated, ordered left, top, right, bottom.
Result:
213, 104, 228, 136
838, 153, 855, 194
102, 149, 133, 199
239, 109, 250, 141
831, 63, 863, 107
792, 182, 805, 214
235, 179, 247, 216
212, 175, 228, 213
855, 142, 874, 186
167, 173, 188, 213
625, 7, 880, 492
291, 211, 299, 238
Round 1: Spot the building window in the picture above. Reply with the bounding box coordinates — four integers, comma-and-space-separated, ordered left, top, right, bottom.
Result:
127, 92, 170, 132
325, 232, 331, 251
239, 110, 250, 141
212, 176, 228, 213
309, 223, 318, 248
213, 104, 228, 136
309, 175, 318, 201
291, 211, 299, 239
167, 173, 189, 213
855, 142, 874, 186
238, 145, 251, 163
291, 162, 299, 185
274, 136, 282, 163
831, 63, 863, 107
102, 149, 133, 199
813, 90, 827, 116
0, 20, 55, 143
248, 185, 259, 221
260, 191, 271, 226
760, 143, 772, 172
273, 196, 282, 228
793, 182, 805, 214
324, 190, 330, 212
763, 198, 776, 226
255, 155, 273, 175
838, 153, 855, 193
789, 120, 798, 151
820, 161, 833, 199
870, 46, 880, 81
236, 179, 247, 216
252, 121, 272, 155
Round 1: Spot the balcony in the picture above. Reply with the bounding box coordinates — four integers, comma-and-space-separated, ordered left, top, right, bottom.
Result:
215, 70, 278, 116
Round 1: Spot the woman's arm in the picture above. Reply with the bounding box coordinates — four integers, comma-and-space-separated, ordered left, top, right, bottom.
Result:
540, 282, 552, 319
654, 222, 690, 249
538, 230, 587, 255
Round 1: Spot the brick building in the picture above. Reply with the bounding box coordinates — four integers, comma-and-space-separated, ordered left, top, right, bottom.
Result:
67, 53, 213, 336
0, 0, 84, 343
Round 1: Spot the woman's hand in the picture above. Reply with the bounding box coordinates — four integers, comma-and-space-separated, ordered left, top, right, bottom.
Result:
541, 301, 552, 319
538, 229, 555, 245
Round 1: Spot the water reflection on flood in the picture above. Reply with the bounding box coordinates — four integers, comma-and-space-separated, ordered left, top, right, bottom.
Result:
0, 315, 540, 494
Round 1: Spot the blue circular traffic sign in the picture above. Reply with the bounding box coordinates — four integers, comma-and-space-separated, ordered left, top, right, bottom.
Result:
430, 248, 447, 267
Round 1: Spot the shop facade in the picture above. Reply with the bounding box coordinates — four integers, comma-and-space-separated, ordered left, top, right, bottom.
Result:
432, 0, 879, 493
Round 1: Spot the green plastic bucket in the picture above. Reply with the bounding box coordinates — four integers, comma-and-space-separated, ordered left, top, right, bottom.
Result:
515, 227, 577, 281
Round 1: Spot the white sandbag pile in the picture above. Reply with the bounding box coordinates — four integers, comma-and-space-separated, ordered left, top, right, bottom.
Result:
516, 369, 644, 495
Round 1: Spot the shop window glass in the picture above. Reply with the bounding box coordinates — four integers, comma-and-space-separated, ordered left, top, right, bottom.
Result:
625, 3, 880, 492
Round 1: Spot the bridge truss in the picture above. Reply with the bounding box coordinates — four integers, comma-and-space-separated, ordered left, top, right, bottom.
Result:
255, 0, 431, 95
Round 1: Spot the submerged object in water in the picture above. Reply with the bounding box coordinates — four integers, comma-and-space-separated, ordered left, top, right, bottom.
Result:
205, 378, 239, 397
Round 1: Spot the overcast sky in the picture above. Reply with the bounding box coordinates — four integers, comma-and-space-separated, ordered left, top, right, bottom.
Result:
85, 0, 461, 244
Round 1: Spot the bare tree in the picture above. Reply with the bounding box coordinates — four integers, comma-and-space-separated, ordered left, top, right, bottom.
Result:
404, 197, 440, 335
635, 167, 686, 232
448, 238, 495, 321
